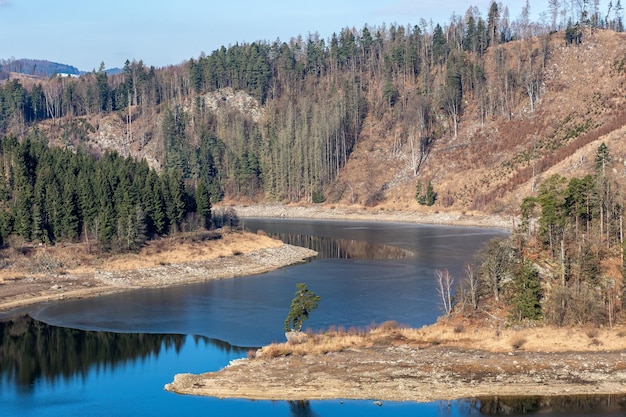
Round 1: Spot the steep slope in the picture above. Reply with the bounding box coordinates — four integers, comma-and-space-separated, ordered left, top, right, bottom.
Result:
332, 29, 626, 214
5, 30, 626, 216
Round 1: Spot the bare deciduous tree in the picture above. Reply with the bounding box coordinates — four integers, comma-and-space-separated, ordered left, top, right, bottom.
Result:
436, 268, 455, 315
464, 264, 480, 310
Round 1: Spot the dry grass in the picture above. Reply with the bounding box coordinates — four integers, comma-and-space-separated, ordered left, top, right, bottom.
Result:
0, 229, 283, 277
103, 231, 282, 271
258, 321, 626, 358
510, 336, 527, 350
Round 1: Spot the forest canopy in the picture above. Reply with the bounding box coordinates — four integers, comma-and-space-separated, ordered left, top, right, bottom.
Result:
0, 133, 210, 251
1, 1, 623, 207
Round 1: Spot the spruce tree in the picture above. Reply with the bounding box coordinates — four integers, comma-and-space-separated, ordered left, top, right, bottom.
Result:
284, 283, 321, 332
195, 179, 212, 229
510, 260, 542, 321
425, 181, 437, 206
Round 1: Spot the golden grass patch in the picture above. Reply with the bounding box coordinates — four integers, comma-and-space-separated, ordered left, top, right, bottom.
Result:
258, 321, 626, 358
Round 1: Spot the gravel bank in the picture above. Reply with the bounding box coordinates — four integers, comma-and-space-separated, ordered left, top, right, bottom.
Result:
96, 244, 317, 289
229, 204, 515, 229
166, 345, 626, 402
0, 242, 317, 313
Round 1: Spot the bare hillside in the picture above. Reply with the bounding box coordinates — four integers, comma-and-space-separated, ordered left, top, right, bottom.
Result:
333, 29, 626, 214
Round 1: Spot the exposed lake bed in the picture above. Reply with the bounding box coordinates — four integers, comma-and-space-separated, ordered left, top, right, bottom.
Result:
167, 342, 626, 403
0, 229, 316, 314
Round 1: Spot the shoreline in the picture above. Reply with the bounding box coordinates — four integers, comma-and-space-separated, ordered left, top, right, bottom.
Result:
162, 207, 624, 403
1, 205, 623, 403
0, 231, 317, 315
0, 203, 506, 315
165, 323, 626, 402
228, 204, 516, 229
166, 347, 626, 402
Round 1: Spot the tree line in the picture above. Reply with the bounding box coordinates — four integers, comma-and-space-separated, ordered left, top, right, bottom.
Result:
0, 133, 212, 251
0, 2, 623, 205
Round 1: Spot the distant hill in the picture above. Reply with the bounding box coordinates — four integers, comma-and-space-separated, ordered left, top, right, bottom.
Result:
0, 58, 122, 78
104, 67, 122, 76
0, 59, 80, 77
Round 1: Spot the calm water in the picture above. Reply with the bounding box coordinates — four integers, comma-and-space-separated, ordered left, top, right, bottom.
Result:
1, 219, 623, 416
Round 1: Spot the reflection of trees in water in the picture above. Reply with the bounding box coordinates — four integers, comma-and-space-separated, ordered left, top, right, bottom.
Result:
0, 316, 244, 390
270, 233, 412, 260
288, 400, 319, 417
475, 395, 626, 415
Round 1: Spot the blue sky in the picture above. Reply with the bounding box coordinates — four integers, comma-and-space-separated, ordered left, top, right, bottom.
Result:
0, 1, 596, 71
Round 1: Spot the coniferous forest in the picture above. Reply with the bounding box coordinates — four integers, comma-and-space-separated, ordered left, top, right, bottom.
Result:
0, 134, 210, 251
0, 1, 623, 207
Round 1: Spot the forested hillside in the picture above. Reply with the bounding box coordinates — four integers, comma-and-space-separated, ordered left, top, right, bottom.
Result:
0, 136, 212, 251
0, 1, 625, 326
0, 2, 625, 226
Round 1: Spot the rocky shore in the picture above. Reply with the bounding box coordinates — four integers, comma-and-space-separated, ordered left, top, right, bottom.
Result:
229, 204, 515, 229
0, 230, 316, 313
166, 345, 626, 402
165, 324, 626, 402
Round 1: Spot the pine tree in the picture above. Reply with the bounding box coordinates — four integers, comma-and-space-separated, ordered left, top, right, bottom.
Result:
284, 283, 321, 332
425, 181, 437, 206
60, 181, 79, 240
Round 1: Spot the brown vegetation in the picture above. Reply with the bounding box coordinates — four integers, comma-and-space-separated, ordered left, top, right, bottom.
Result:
258, 320, 626, 356
166, 320, 626, 402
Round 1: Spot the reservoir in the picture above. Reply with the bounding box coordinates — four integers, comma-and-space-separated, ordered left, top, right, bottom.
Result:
2, 219, 622, 416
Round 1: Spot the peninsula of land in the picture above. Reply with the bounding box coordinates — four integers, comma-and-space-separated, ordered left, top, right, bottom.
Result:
0, 228, 316, 313
165, 321, 626, 402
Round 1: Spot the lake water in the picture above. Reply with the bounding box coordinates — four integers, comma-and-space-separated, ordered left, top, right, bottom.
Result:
1, 219, 623, 416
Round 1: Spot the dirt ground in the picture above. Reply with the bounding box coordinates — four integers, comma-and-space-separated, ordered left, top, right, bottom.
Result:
166, 322, 626, 402
0, 229, 316, 313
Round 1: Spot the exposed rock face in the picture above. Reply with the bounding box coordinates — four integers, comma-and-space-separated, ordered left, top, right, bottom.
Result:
203, 88, 264, 123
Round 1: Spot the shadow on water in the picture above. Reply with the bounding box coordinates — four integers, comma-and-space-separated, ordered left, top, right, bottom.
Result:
470, 395, 626, 415
0, 315, 248, 391
288, 400, 319, 417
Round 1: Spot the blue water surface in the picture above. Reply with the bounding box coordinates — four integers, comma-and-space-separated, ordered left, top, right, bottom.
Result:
3, 220, 618, 416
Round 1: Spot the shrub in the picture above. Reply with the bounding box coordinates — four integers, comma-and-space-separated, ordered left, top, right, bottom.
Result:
212, 207, 240, 229
312, 190, 325, 204
510, 337, 527, 350
378, 320, 401, 331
